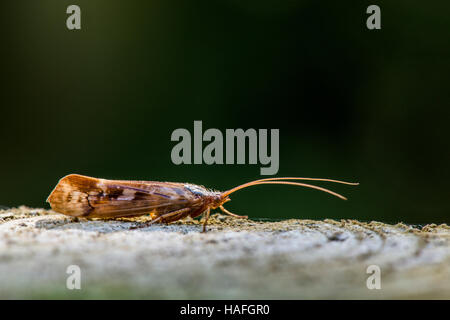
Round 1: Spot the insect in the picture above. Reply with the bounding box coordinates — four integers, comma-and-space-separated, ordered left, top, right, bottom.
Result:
47, 174, 358, 232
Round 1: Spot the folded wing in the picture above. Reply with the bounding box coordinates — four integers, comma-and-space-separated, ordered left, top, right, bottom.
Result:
47, 174, 200, 218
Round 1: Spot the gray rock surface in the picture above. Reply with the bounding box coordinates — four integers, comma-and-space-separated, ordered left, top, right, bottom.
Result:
0, 207, 449, 299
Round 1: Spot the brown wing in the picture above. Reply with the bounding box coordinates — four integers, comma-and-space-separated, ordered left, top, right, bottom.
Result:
47, 174, 202, 218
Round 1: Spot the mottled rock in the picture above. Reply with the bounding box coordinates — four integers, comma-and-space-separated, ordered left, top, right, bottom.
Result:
0, 206, 449, 299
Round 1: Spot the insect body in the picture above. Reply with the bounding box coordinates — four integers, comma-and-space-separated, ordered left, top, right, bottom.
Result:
47, 174, 358, 232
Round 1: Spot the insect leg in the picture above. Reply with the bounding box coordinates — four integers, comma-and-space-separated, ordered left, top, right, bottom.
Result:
130, 208, 190, 229
202, 208, 211, 233
219, 205, 248, 219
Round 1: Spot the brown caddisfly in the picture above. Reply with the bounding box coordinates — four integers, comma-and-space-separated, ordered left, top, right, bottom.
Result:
47, 174, 358, 232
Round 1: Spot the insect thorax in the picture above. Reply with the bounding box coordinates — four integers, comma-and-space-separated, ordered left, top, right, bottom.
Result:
184, 184, 218, 197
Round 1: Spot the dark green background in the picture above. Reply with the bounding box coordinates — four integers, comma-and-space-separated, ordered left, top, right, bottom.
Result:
1, 1, 449, 224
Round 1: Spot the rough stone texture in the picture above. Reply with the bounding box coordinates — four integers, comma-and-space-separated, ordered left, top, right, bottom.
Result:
0, 206, 449, 299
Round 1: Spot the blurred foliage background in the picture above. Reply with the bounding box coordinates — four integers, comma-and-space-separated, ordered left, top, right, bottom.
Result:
1, 1, 449, 224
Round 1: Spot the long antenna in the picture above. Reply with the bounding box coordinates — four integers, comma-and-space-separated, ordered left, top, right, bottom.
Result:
221, 177, 359, 200
247, 177, 359, 185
